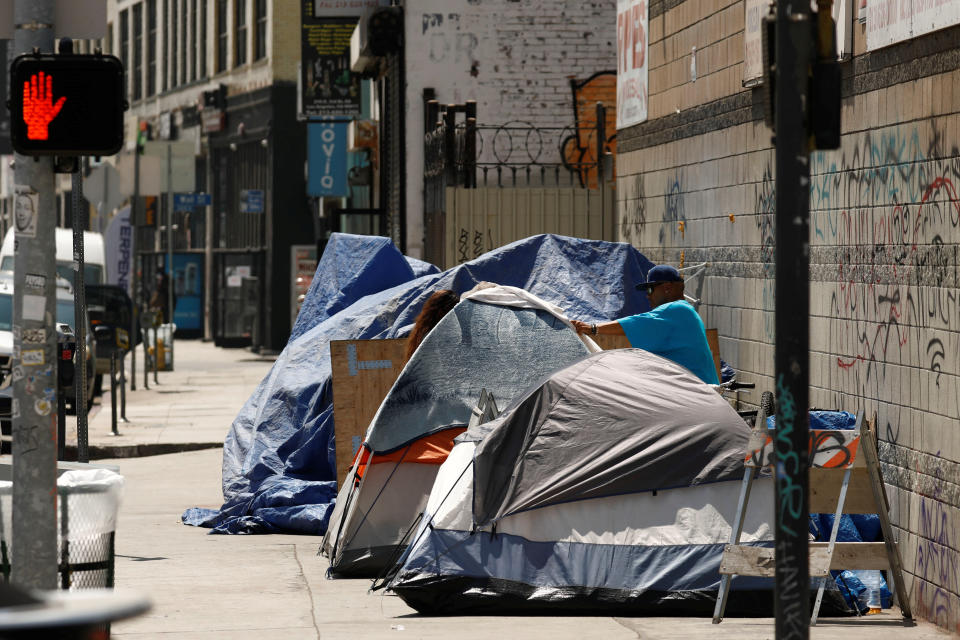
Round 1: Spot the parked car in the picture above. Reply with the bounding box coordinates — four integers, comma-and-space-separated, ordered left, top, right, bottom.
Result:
0, 275, 97, 416
86, 284, 136, 396
0, 323, 75, 441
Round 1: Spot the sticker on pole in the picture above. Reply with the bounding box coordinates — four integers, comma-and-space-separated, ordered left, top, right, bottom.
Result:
21, 349, 44, 366
14, 187, 38, 237
22, 294, 45, 321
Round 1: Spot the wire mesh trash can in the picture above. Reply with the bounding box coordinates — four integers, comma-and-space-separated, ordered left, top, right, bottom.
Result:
0, 469, 124, 590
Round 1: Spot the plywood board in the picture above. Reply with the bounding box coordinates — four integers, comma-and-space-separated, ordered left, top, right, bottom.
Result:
705, 328, 722, 382
593, 333, 632, 350
720, 542, 891, 578
329, 339, 407, 487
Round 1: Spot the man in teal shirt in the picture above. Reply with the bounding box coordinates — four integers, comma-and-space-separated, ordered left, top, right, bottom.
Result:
571, 265, 720, 385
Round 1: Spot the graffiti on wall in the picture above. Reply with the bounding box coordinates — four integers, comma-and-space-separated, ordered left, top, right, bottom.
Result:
757, 164, 776, 342
811, 125, 960, 409
808, 123, 960, 630
619, 173, 646, 244
560, 71, 617, 188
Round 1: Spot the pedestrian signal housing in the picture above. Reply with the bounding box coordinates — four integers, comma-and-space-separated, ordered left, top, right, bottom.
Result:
9, 54, 125, 156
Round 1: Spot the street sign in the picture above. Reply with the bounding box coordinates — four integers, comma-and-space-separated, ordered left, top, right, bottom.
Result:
173, 193, 212, 211
240, 189, 264, 213
10, 54, 124, 156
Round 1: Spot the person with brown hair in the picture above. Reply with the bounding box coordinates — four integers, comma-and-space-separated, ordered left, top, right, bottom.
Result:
404, 289, 459, 362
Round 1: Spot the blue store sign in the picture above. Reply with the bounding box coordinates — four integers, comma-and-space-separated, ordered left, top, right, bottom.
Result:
307, 121, 348, 197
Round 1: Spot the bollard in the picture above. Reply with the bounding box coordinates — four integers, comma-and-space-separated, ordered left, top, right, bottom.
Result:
110, 351, 118, 436
142, 327, 150, 390
157, 338, 165, 372
57, 395, 66, 461
119, 349, 127, 422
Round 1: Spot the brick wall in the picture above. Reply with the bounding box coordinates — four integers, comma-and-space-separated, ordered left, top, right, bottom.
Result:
404, 0, 617, 257
617, 0, 960, 631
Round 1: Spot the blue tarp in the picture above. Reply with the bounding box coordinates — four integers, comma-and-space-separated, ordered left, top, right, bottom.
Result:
764, 409, 890, 610
183, 233, 653, 534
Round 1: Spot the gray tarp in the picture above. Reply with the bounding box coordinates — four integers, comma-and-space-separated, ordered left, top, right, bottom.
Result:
367, 297, 591, 453
470, 348, 750, 526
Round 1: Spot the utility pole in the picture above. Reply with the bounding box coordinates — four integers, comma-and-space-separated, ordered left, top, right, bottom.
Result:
11, 0, 59, 588
166, 143, 174, 366
130, 135, 140, 390
774, 0, 813, 638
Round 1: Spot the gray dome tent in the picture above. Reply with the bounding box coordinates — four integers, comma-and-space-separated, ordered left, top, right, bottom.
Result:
321, 288, 592, 577
388, 349, 852, 615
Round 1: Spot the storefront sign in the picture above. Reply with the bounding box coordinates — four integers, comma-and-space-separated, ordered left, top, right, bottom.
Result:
307, 122, 348, 197
617, 0, 648, 129
867, 0, 960, 50
743, 0, 766, 86
312, 0, 387, 16
201, 109, 225, 133
301, 7, 362, 118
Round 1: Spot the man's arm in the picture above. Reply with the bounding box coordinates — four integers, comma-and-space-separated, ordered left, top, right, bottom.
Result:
570, 319, 626, 337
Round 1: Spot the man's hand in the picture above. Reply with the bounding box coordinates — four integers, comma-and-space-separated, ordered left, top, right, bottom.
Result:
570, 320, 592, 334
23, 71, 66, 141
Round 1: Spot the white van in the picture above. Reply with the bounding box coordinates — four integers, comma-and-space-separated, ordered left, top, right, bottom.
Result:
0, 227, 106, 286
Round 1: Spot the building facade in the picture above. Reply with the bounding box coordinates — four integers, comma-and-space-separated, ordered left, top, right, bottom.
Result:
356, 0, 618, 258
616, 0, 960, 631
107, 0, 313, 350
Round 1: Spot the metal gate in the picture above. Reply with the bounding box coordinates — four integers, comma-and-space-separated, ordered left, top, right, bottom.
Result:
424, 101, 615, 270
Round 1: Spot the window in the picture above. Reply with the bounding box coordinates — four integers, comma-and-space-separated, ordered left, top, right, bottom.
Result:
235, 0, 247, 66
119, 10, 129, 97
200, 0, 208, 77
254, 0, 266, 61
162, 0, 168, 91
190, 0, 197, 81
133, 2, 143, 100
181, 0, 188, 84
170, 0, 178, 87
147, 0, 157, 96
216, 0, 227, 72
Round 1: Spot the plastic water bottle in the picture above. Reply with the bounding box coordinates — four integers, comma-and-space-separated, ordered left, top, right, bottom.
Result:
860, 570, 883, 614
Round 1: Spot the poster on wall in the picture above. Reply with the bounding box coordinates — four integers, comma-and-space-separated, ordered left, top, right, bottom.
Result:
301, 5, 362, 118
743, 0, 767, 86
867, 0, 960, 50
172, 254, 203, 333
616, 0, 648, 129
834, 0, 854, 59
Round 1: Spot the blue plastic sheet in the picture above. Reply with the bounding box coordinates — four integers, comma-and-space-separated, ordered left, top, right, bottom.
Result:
183, 233, 653, 534
764, 409, 887, 609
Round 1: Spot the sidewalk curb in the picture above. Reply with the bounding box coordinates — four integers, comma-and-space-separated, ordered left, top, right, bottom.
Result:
62, 442, 223, 460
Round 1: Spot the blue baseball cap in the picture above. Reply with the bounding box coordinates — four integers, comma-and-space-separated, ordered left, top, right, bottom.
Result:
635, 265, 683, 289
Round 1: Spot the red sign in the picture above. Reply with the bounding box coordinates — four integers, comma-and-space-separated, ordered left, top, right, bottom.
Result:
10, 54, 124, 156
23, 71, 66, 141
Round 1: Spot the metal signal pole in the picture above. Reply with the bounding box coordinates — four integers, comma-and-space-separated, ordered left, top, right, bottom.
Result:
11, 0, 59, 588
774, 0, 813, 638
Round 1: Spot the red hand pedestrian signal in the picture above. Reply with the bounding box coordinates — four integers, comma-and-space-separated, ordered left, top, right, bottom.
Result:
22, 71, 66, 141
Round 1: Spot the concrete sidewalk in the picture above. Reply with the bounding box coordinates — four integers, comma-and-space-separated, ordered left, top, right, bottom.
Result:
63, 338, 276, 458
107, 447, 950, 640
85, 339, 949, 639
